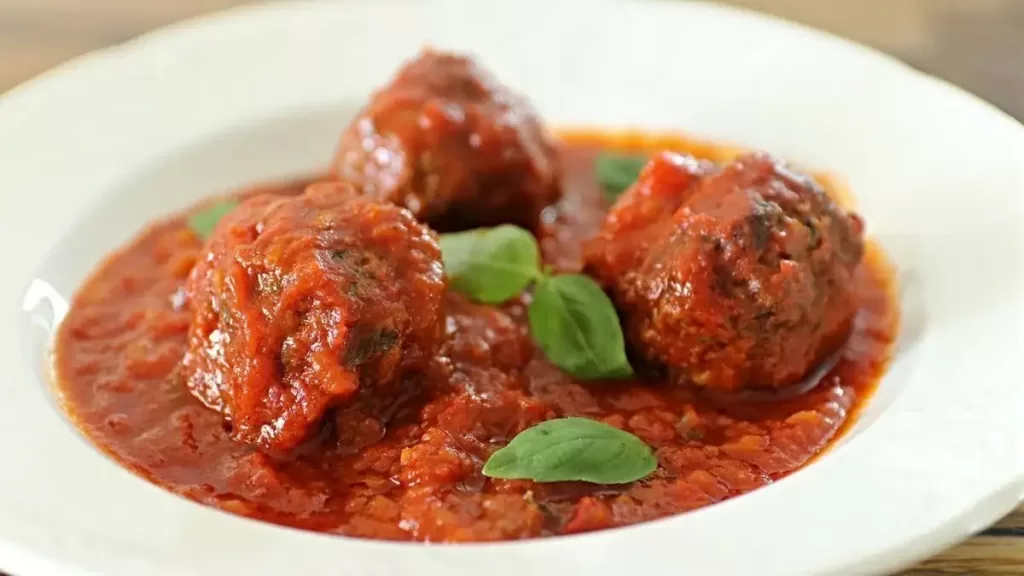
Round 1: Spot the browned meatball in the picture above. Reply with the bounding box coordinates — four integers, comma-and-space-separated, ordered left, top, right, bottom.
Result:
332, 49, 561, 231
584, 152, 864, 393
182, 182, 446, 451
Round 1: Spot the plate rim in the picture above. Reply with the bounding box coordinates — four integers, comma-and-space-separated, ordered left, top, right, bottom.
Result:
0, 1, 1022, 575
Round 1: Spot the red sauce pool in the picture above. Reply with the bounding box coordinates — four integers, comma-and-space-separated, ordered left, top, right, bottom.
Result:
53, 131, 899, 541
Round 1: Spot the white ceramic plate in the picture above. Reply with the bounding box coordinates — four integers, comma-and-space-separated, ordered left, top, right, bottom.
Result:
1, 1, 1022, 575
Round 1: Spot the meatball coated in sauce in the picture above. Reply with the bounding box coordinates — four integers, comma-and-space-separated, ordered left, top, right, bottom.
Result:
585, 152, 864, 393
584, 152, 715, 275
332, 49, 561, 231
182, 182, 446, 452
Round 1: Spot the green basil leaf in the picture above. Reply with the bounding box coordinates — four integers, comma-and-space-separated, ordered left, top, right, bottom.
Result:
528, 274, 633, 379
188, 199, 238, 240
483, 417, 656, 484
596, 152, 647, 200
440, 225, 541, 304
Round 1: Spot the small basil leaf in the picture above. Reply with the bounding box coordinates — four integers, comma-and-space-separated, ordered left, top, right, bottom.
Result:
596, 152, 647, 200
528, 274, 633, 379
188, 199, 238, 240
440, 225, 541, 304
483, 417, 656, 484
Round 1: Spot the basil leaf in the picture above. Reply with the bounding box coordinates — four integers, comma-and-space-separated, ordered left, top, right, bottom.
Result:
596, 152, 647, 200
528, 274, 633, 379
440, 225, 541, 304
483, 417, 656, 484
188, 199, 238, 240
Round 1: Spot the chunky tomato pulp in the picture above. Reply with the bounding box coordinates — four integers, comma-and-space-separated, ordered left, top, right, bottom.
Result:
54, 132, 899, 541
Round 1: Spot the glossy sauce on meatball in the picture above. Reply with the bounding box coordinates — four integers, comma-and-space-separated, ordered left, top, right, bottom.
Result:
332, 49, 561, 231
585, 152, 864, 393
182, 182, 446, 451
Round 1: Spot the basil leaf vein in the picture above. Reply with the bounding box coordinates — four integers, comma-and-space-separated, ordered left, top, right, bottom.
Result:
483, 417, 656, 484
441, 225, 632, 380
529, 274, 633, 380
439, 224, 541, 304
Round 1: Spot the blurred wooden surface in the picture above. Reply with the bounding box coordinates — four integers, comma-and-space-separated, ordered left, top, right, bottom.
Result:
1, 0, 1021, 574
1, 0, 1022, 120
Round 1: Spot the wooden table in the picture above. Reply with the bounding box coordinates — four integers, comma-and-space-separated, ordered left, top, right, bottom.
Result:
1, 1, 1021, 574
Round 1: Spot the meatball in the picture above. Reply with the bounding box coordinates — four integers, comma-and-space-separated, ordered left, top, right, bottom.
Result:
182, 182, 446, 451
332, 49, 561, 231
584, 152, 864, 393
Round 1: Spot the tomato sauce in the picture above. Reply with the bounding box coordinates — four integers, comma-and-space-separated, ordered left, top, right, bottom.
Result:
53, 131, 899, 541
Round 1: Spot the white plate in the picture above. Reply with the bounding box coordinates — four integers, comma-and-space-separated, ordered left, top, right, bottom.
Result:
1, 1, 1022, 575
